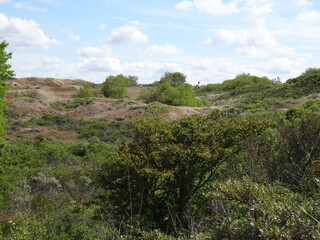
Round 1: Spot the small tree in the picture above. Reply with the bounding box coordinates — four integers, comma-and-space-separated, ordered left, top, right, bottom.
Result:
102, 75, 127, 98
102, 74, 139, 98
97, 115, 271, 234
0, 41, 14, 139
139, 82, 203, 107
159, 72, 186, 86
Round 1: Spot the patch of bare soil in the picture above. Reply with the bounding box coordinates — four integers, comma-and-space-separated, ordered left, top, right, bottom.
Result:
166, 106, 218, 120
127, 86, 143, 99
6, 127, 79, 143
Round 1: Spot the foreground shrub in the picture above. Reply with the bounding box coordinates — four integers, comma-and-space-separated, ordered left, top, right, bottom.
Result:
208, 178, 320, 239
97, 115, 271, 234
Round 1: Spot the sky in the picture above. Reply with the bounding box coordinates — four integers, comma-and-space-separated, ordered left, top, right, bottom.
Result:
1, 0, 320, 85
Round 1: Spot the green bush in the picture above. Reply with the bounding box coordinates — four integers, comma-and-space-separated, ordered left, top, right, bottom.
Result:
102, 74, 138, 99
0, 41, 15, 140
286, 68, 320, 97
97, 115, 271, 234
51, 97, 94, 109
158, 72, 186, 86
139, 82, 203, 107
207, 178, 320, 239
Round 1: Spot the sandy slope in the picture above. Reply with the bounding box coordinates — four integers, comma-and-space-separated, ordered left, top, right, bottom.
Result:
5, 77, 217, 141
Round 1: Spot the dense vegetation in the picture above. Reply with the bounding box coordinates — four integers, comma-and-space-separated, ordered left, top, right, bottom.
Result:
1, 111, 320, 239
139, 72, 203, 107
196, 69, 320, 114
102, 74, 138, 99
0, 43, 320, 239
0, 41, 14, 140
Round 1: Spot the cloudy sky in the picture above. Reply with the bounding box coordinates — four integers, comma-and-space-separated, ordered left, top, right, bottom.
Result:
1, 0, 320, 84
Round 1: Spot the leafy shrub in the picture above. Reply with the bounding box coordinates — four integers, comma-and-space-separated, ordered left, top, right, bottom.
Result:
51, 97, 94, 109
286, 68, 320, 97
4, 107, 23, 118
244, 113, 320, 193
78, 119, 134, 144
29, 173, 61, 194
97, 115, 271, 234
12, 91, 38, 99
139, 82, 203, 107
0, 41, 15, 141
285, 107, 309, 121
27, 114, 81, 131
74, 85, 95, 98
142, 102, 172, 116
158, 72, 186, 86
101, 74, 138, 99
207, 178, 320, 239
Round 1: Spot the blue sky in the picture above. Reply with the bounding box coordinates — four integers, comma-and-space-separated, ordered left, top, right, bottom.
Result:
1, 0, 320, 84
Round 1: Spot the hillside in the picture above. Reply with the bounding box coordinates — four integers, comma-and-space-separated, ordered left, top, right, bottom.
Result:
1, 73, 320, 240
5, 77, 217, 142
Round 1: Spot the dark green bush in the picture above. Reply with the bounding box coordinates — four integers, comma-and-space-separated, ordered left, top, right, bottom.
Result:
139, 82, 203, 107
207, 178, 320, 240
96, 115, 271, 234
101, 74, 138, 99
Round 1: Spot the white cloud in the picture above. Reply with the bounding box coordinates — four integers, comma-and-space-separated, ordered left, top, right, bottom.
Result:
77, 46, 121, 72
297, 10, 320, 23
99, 24, 106, 31
37, 0, 58, 4
300, 46, 320, 51
77, 46, 113, 58
175, 0, 240, 15
294, 0, 313, 7
123, 61, 182, 83
244, 0, 273, 26
265, 57, 308, 74
14, 2, 47, 12
68, 32, 80, 42
236, 46, 269, 59
78, 57, 122, 72
206, 26, 296, 59
0, 13, 60, 49
147, 44, 183, 56
108, 24, 148, 45
11, 53, 72, 78
175, 1, 193, 11
0, 0, 10, 3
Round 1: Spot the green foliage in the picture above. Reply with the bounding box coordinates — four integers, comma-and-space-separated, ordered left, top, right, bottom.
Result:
286, 68, 320, 97
142, 102, 172, 116
27, 114, 81, 131
12, 91, 38, 99
0, 41, 14, 141
139, 72, 202, 107
0, 41, 14, 83
208, 178, 320, 239
139, 82, 203, 107
102, 74, 138, 99
285, 107, 309, 121
51, 97, 94, 109
15, 114, 134, 144
269, 114, 320, 192
197, 73, 273, 96
221, 73, 272, 93
97, 115, 271, 233
302, 98, 320, 112
158, 72, 186, 86
4, 68, 320, 239
78, 119, 134, 144
74, 85, 101, 98
0, 138, 120, 239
